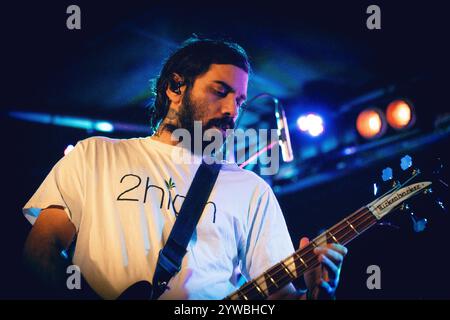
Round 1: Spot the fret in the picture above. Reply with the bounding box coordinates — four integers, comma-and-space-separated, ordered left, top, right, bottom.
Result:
350, 208, 377, 233
263, 272, 281, 296
225, 207, 384, 300
280, 261, 295, 279
329, 209, 375, 245
267, 274, 279, 288
327, 231, 339, 244
345, 219, 360, 235
252, 281, 267, 299
294, 251, 308, 268
239, 292, 249, 300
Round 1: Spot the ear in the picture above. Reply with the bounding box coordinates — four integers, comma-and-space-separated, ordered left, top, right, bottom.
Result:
165, 73, 186, 107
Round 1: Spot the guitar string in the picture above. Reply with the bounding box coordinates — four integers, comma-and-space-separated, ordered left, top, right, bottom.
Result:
230, 176, 424, 299
230, 207, 377, 299
226, 207, 369, 299
233, 207, 369, 293
232, 208, 375, 299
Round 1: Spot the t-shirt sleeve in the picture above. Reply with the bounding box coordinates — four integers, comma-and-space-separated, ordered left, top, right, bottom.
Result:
22, 140, 86, 231
241, 186, 295, 280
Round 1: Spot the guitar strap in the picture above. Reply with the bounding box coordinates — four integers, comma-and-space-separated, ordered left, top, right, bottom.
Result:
151, 160, 222, 299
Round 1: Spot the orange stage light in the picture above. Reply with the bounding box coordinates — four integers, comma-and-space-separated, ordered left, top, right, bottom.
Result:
356, 108, 386, 139
386, 99, 415, 130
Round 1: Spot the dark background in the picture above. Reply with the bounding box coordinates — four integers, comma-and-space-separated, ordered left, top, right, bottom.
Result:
1, 0, 449, 299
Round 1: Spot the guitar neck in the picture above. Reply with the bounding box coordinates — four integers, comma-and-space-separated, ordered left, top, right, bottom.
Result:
225, 206, 378, 300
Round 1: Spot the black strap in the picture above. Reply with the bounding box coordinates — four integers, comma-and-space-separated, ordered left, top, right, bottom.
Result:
151, 161, 222, 299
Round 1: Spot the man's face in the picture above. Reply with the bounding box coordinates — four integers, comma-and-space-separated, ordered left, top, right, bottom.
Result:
178, 64, 248, 138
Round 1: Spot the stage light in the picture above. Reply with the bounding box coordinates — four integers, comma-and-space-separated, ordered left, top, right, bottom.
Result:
386, 99, 415, 130
297, 113, 324, 137
95, 121, 114, 132
356, 108, 386, 139
64, 144, 75, 155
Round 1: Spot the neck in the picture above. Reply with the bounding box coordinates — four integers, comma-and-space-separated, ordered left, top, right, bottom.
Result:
151, 107, 185, 146
151, 124, 180, 146
151, 124, 207, 158
225, 206, 378, 300
151, 121, 228, 159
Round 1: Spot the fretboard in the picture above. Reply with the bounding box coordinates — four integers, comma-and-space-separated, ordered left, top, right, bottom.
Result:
225, 206, 378, 300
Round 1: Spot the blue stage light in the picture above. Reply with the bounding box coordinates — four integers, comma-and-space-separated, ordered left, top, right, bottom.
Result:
95, 121, 114, 132
297, 113, 324, 137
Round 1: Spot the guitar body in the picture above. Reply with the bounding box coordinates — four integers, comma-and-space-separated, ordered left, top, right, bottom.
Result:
70, 272, 154, 299
117, 281, 154, 300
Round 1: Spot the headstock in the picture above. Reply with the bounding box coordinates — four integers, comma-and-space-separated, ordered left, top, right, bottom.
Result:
367, 154, 446, 231
368, 181, 431, 221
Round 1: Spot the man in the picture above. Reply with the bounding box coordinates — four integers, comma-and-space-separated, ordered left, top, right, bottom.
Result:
22, 37, 347, 299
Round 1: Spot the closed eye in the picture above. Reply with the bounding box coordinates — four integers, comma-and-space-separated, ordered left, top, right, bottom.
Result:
214, 90, 227, 98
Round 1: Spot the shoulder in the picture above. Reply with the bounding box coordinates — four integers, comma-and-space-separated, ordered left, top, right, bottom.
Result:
77, 135, 145, 152
78, 136, 124, 147
219, 161, 272, 194
65, 136, 149, 164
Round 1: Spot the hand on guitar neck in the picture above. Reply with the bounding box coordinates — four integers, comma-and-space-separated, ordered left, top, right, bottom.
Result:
299, 237, 348, 300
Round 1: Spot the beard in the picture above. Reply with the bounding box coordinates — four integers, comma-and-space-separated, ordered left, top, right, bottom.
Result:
173, 88, 236, 155
178, 88, 235, 138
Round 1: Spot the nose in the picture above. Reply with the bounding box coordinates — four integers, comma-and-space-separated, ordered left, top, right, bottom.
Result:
221, 95, 239, 119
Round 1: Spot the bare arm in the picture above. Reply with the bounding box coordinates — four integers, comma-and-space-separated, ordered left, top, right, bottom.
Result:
23, 205, 76, 291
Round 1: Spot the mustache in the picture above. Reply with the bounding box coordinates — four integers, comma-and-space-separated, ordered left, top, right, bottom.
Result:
204, 117, 235, 131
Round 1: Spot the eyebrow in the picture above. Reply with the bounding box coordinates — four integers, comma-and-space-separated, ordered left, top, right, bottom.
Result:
212, 80, 247, 102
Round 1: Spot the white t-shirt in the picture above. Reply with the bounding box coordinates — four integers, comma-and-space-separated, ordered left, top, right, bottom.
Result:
23, 136, 294, 299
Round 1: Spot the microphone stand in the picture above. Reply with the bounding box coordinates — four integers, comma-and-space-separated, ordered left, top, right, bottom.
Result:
218, 93, 294, 166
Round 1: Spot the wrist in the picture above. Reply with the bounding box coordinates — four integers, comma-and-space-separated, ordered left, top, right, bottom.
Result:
308, 286, 337, 300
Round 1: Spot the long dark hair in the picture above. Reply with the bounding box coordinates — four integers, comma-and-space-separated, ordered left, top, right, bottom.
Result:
149, 36, 251, 134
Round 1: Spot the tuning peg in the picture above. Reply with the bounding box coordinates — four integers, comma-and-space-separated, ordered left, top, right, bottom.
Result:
400, 155, 421, 176
400, 155, 412, 171
410, 211, 427, 233
392, 180, 402, 189
427, 192, 447, 213
382, 167, 393, 181
373, 183, 379, 196
400, 202, 428, 232
376, 167, 396, 197
435, 197, 446, 212
421, 186, 447, 213
380, 167, 395, 191
400, 203, 410, 211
